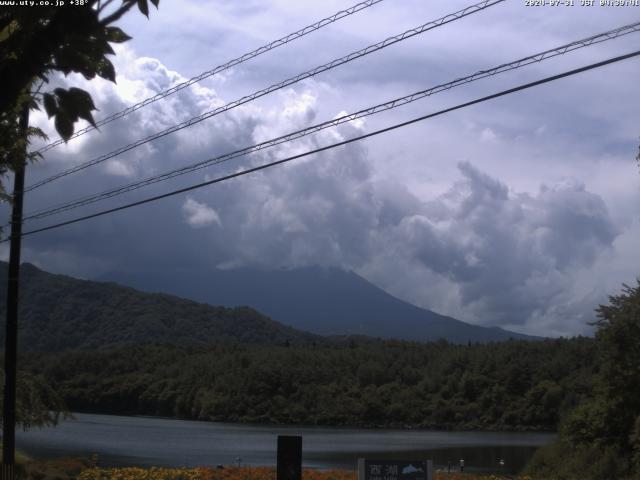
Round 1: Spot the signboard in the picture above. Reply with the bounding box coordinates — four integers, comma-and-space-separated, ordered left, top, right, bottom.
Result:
357, 459, 434, 480
277, 435, 302, 480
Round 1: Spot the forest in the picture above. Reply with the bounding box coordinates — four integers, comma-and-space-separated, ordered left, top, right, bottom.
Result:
22, 337, 595, 431
0, 262, 320, 352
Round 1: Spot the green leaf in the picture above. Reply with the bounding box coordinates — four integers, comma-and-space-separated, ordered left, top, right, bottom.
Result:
67, 88, 96, 112
66, 88, 97, 127
100, 39, 115, 56
54, 113, 74, 141
77, 109, 96, 128
26, 126, 48, 142
54, 88, 79, 122
52, 48, 82, 76
137, 0, 149, 17
29, 97, 40, 111
105, 26, 132, 43
149, 0, 159, 7
43, 93, 58, 118
96, 58, 116, 83
53, 88, 68, 99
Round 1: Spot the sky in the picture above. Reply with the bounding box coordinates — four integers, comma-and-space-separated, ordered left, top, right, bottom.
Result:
2, 0, 640, 337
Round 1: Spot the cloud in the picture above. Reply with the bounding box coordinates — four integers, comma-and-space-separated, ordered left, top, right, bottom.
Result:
182, 197, 221, 228
104, 159, 136, 178
163, 133, 619, 336
379, 163, 618, 330
8, 26, 639, 339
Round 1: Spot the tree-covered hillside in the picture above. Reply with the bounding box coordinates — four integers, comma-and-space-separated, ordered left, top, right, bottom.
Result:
0, 263, 319, 351
524, 281, 640, 479
102, 266, 537, 343
22, 337, 595, 431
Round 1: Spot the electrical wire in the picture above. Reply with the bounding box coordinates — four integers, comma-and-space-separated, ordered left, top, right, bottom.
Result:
35, 0, 389, 154
20, 20, 640, 223
7, 49, 639, 242
22, 0, 504, 193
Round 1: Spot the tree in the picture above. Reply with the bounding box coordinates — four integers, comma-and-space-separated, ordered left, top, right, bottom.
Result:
526, 280, 640, 479
1, 1, 160, 469
562, 282, 640, 470
0, 0, 159, 198
0, 367, 69, 430
592, 281, 640, 460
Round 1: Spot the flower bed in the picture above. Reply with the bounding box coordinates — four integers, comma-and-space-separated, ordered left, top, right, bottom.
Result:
76, 466, 532, 480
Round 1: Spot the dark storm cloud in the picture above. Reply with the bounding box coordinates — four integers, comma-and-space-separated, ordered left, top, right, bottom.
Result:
390, 162, 618, 326
5, 27, 635, 337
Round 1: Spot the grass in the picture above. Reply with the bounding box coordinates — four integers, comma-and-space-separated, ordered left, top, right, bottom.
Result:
16, 456, 92, 480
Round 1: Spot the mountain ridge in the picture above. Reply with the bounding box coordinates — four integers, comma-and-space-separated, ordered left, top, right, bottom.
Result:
99, 265, 538, 343
0, 262, 320, 352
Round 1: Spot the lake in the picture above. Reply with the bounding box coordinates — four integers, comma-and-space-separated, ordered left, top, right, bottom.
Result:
16, 413, 554, 474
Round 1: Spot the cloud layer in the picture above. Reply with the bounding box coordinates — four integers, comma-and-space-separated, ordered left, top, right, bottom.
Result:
4, 1, 640, 338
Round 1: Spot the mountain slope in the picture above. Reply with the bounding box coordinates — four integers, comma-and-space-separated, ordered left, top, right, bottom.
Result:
101, 266, 537, 343
0, 262, 319, 352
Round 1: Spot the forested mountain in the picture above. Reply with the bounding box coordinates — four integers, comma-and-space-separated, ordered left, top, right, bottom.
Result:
22, 337, 596, 431
0, 261, 534, 350
0, 262, 319, 352
100, 266, 537, 343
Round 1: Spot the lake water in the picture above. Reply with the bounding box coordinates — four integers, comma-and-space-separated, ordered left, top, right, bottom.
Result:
16, 413, 554, 474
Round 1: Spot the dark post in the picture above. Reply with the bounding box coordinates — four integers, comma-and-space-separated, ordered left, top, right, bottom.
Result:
277, 435, 302, 480
2, 105, 29, 478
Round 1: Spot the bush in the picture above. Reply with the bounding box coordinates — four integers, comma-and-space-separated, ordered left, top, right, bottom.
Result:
524, 440, 632, 480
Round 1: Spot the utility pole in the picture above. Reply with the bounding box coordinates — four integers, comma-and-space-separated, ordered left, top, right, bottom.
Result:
2, 105, 29, 479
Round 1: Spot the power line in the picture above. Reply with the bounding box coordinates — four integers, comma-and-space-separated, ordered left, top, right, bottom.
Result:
20, 20, 640, 223
35, 0, 388, 154
22, 0, 504, 193
8, 49, 639, 242
26, 0, 502, 191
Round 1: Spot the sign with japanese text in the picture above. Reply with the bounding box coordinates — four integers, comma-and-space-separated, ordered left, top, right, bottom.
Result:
357, 459, 433, 480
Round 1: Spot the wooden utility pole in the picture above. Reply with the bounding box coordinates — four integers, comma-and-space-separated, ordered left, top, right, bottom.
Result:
2, 105, 29, 479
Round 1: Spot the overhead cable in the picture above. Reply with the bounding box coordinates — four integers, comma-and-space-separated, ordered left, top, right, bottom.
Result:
21, 20, 640, 222
22, 0, 504, 193
8, 49, 639, 242
35, 0, 388, 154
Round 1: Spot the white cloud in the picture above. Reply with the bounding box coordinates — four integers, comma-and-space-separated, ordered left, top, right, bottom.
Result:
182, 197, 221, 228
480, 127, 498, 143
104, 159, 135, 178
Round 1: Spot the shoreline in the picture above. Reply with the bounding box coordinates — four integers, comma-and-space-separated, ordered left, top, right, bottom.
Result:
60, 410, 558, 435
17, 412, 552, 474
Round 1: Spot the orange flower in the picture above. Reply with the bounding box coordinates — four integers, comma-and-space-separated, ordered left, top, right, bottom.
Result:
77, 466, 531, 480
